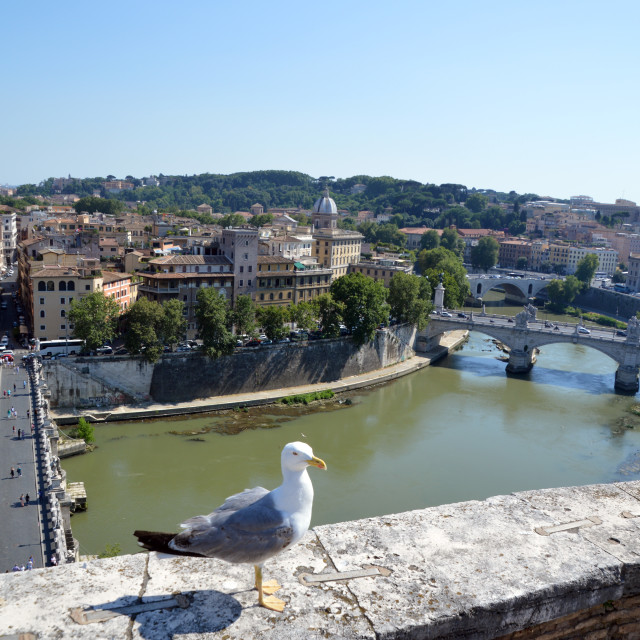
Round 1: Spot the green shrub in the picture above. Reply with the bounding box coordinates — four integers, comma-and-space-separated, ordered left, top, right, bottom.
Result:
73, 417, 95, 443
279, 390, 335, 405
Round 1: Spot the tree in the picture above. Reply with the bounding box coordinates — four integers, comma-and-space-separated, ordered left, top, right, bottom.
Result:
231, 295, 257, 337
440, 227, 464, 258
311, 294, 344, 338
159, 299, 187, 348
73, 196, 123, 216
417, 247, 470, 308
420, 229, 440, 250
124, 297, 165, 362
74, 417, 95, 444
388, 272, 433, 329
330, 273, 389, 345
288, 301, 317, 331
194, 288, 236, 358
574, 254, 599, 291
465, 193, 488, 213
516, 257, 528, 271
546, 276, 581, 310
470, 236, 499, 272
258, 306, 289, 341
68, 291, 119, 352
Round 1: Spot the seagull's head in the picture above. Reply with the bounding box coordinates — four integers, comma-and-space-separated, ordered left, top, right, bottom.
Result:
282, 441, 327, 472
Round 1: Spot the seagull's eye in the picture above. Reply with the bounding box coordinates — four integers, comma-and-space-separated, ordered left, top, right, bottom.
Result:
292, 452, 298, 456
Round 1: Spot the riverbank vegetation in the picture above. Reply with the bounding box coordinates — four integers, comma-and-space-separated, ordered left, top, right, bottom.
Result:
279, 390, 335, 405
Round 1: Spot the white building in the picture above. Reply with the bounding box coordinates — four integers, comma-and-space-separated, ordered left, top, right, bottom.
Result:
2, 212, 17, 265
566, 246, 618, 276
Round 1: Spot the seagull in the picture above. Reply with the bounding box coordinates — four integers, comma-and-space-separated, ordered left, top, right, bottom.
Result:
134, 441, 327, 612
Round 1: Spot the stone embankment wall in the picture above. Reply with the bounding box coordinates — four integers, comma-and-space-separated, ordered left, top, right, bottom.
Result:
44, 325, 417, 408
575, 287, 640, 319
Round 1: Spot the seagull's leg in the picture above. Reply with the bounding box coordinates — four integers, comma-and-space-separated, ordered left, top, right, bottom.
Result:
254, 565, 285, 612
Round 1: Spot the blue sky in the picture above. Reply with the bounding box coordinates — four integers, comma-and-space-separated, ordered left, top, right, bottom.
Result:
2, 1, 639, 203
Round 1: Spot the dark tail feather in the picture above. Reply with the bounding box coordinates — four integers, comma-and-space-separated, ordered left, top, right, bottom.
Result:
133, 530, 206, 558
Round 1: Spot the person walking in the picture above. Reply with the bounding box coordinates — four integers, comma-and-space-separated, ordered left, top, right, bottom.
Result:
19, 494, 24, 507
10, 466, 14, 479
23, 380, 26, 389
26, 556, 33, 570
12, 425, 15, 435
17, 428, 20, 439
25, 493, 30, 504
13, 383, 16, 393
17, 465, 21, 477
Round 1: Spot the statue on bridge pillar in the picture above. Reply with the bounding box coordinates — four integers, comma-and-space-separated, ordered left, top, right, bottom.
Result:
515, 309, 529, 328
434, 274, 445, 314
525, 304, 537, 321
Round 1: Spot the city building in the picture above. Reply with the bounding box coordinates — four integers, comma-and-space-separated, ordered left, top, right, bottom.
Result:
310, 190, 362, 280
626, 253, 640, 293
2, 211, 17, 265
138, 254, 234, 339
219, 227, 259, 301
349, 258, 413, 287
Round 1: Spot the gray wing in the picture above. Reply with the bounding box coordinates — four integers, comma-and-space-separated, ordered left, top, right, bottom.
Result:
178, 487, 269, 532
170, 489, 295, 564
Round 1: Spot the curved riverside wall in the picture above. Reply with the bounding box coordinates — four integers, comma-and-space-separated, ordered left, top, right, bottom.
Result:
574, 287, 640, 319
44, 324, 417, 408
2, 480, 640, 639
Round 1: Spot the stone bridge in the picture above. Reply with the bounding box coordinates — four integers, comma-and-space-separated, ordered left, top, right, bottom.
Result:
467, 275, 551, 303
425, 305, 640, 392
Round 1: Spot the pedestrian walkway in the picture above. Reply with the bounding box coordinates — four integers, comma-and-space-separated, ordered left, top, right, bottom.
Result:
0, 359, 43, 572
51, 331, 468, 424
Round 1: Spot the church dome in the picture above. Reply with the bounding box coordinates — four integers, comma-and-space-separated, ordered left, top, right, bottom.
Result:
313, 188, 338, 214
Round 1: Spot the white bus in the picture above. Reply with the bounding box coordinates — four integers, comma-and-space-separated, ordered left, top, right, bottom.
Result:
36, 339, 84, 358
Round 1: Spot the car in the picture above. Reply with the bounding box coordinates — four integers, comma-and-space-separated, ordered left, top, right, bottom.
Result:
616, 330, 627, 337
440, 311, 453, 317
236, 340, 244, 347
508, 318, 514, 323
457, 312, 468, 318
577, 326, 591, 335
2, 350, 14, 356
258, 334, 268, 341
261, 339, 273, 345
114, 347, 129, 355
12, 321, 17, 328
246, 339, 261, 347
176, 344, 191, 352
277, 337, 291, 343
0, 302, 6, 309
96, 346, 113, 355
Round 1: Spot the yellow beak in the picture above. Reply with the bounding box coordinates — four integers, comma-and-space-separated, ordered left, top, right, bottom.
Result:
308, 456, 327, 470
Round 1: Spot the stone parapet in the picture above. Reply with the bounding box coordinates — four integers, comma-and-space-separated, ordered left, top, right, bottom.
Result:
1, 481, 640, 639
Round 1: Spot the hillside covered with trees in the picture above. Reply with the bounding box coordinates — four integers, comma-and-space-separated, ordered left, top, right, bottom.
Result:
10, 170, 540, 233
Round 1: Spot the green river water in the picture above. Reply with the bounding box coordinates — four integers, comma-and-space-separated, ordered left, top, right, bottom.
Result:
63, 294, 640, 556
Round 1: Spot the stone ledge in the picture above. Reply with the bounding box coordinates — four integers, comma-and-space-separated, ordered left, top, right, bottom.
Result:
1, 481, 639, 639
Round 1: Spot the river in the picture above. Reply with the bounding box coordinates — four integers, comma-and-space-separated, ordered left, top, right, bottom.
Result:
63, 293, 640, 556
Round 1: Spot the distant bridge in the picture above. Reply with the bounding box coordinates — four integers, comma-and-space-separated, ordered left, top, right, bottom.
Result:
422, 306, 640, 392
466, 275, 551, 302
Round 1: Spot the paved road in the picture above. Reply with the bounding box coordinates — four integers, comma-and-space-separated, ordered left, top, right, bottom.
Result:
0, 270, 44, 572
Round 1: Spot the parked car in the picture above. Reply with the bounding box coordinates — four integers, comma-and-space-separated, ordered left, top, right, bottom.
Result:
246, 339, 261, 347
96, 346, 113, 355
440, 311, 453, 317
577, 326, 591, 335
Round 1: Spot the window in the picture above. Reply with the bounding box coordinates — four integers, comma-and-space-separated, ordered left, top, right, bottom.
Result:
67, 281, 75, 291
60, 297, 65, 305
38, 281, 46, 291
244, 253, 248, 260
60, 324, 66, 330
248, 265, 252, 273
269, 293, 274, 300
59, 281, 67, 291
40, 325, 45, 331
247, 280, 252, 287
60, 310, 66, 318
260, 293, 264, 300
40, 310, 45, 318
239, 280, 244, 287
47, 281, 54, 291
239, 266, 244, 273
85, 285, 90, 290
40, 297, 45, 305
278, 292, 283, 299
